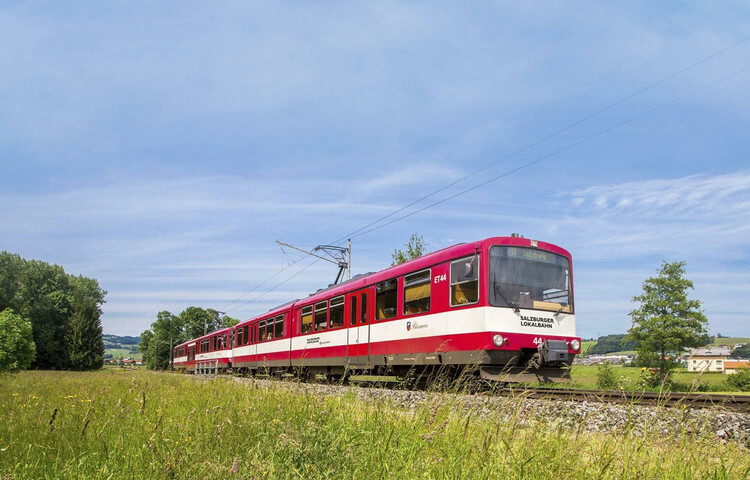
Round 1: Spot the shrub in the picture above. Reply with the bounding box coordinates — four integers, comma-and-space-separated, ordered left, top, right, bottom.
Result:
596, 363, 618, 390
726, 368, 750, 391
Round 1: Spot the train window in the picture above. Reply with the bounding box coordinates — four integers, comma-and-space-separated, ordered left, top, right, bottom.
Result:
274, 315, 283, 338
314, 301, 328, 331
350, 295, 357, 326
301, 306, 313, 334
242, 326, 249, 346
450, 255, 479, 306
361, 292, 368, 324
265, 318, 274, 341
376, 279, 397, 320
404, 269, 431, 315
329, 296, 345, 328
259, 320, 266, 342
237, 328, 243, 347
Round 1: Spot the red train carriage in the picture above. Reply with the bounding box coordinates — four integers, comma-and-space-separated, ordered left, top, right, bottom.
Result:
174, 236, 581, 382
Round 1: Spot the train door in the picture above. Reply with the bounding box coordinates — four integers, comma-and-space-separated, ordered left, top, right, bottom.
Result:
347, 288, 370, 366
250, 324, 258, 365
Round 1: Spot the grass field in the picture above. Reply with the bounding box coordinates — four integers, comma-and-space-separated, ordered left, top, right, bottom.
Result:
104, 348, 142, 361
568, 365, 746, 393
710, 337, 750, 347
1, 370, 749, 479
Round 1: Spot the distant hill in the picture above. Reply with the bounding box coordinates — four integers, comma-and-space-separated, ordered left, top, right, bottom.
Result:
102, 334, 141, 347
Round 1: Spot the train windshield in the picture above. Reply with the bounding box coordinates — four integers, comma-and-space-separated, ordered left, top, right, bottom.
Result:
489, 246, 572, 313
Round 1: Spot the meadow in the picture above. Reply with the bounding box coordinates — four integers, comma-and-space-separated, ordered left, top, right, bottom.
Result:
568, 365, 743, 392
1, 370, 749, 479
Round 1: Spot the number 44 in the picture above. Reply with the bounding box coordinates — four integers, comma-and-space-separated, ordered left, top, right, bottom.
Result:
532, 337, 544, 345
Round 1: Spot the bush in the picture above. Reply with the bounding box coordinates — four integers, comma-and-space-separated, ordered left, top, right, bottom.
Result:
726, 368, 750, 391
596, 363, 618, 390
639, 367, 673, 390
0, 309, 36, 372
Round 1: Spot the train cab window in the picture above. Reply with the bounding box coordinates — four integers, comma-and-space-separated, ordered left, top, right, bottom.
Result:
237, 328, 243, 347
450, 255, 479, 306
242, 326, 249, 346
376, 279, 397, 320
274, 315, 284, 338
329, 296, 345, 328
314, 301, 328, 331
301, 306, 313, 334
259, 320, 266, 342
403, 270, 431, 315
361, 292, 368, 324
350, 296, 357, 326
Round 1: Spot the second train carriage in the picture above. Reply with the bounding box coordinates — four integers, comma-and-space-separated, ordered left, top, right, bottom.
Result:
174, 235, 581, 382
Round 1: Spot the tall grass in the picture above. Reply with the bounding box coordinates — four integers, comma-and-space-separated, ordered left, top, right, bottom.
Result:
0, 370, 748, 479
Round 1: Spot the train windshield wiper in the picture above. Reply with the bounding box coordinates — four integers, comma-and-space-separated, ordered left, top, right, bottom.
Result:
493, 278, 520, 313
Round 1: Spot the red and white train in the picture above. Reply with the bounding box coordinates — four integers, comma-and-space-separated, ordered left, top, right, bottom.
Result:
173, 236, 581, 382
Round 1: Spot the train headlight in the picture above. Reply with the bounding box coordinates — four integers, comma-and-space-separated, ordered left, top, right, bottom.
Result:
570, 339, 580, 352
493, 334, 505, 347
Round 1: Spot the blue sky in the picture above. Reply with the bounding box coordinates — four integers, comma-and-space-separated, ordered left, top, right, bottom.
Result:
1, 1, 749, 338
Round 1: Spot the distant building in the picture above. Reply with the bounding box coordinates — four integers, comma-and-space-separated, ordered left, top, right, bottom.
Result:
687, 347, 730, 373
724, 360, 750, 375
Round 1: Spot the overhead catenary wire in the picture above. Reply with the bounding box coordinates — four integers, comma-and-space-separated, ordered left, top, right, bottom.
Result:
219, 35, 750, 315
224, 63, 750, 315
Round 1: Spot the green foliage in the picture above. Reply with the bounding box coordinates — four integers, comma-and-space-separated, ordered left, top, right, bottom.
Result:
625, 261, 708, 382
0, 251, 106, 370
67, 276, 106, 370
221, 314, 240, 328
139, 307, 232, 370
0, 309, 36, 371
730, 344, 750, 359
726, 368, 750, 391
595, 363, 617, 389
390, 233, 427, 266
588, 334, 639, 355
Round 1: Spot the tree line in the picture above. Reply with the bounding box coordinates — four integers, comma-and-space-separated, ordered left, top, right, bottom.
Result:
0, 252, 106, 371
138, 307, 238, 369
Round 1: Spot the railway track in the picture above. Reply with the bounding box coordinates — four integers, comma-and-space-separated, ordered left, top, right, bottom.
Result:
497, 386, 750, 412
197, 370, 750, 413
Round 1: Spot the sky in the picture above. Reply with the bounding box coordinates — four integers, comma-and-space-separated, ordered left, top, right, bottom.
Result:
1, 1, 749, 339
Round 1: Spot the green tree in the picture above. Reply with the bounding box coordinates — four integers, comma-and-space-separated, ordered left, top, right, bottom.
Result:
67, 275, 106, 370
730, 344, 750, 359
138, 329, 154, 368
180, 306, 216, 340
588, 334, 639, 355
221, 314, 240, 328
0, 309, 36, 371
391, 233, 427, 266
625, 261, 708, 382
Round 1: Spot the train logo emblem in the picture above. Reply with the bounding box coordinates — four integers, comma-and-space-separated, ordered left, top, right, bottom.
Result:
406, 321, 411, 331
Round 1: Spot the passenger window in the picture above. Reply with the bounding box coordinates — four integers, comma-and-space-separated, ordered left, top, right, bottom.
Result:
451, 255, 479, 306
376, 279, 397, 320
329, 296, 345, 328
274, 315, 283, 338
301, 306, 313, 334
259, 320, 266, 342
350, 296, 357, 326
314, 301, 328, 331
361, 292, 368, 324
265, 318, 274, 341
243, 326, 249, 346
404, 270, 431, 315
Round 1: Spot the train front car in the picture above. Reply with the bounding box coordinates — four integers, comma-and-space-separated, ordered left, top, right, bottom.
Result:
478, 236, 580, 382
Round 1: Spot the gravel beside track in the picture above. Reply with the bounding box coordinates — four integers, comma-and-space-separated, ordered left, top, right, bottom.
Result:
228, 376, 750, 445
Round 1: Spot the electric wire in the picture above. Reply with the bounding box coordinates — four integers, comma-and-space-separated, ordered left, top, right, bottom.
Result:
224, 63, 750, 315
219, 36, 750, 315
